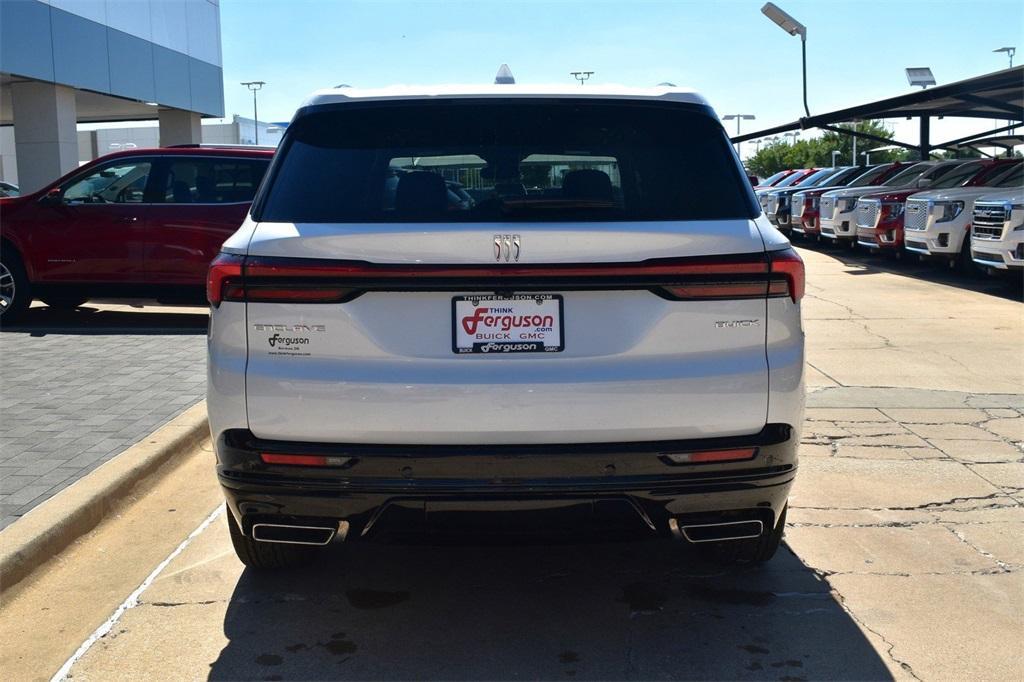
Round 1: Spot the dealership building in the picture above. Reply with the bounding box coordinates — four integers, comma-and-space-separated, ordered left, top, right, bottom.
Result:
0, 0, 225, 192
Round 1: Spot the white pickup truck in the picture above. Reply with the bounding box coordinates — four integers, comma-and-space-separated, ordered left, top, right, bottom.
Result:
971, 187, 1024, 272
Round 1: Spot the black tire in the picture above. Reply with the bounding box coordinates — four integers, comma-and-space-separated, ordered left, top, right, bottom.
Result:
956, 234, 977, 276
226, 506, 315, 569
41, 296, 89, 309
0, 246, 32, 321
700, 506, 787, 565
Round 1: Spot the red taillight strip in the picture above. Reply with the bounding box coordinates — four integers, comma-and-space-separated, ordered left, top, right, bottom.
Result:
768, 247, 805, 302
241, 254, 770, 280
207, 252, 790, 305
207, 253, 244, 306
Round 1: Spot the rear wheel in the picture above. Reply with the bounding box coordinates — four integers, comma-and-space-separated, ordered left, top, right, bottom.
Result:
41, 296, 89, 310
226, 506, 315, 569
701, 506, 787, 565
0, 249, 32, 321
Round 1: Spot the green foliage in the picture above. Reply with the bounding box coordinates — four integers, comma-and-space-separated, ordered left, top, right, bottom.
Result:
746, 120, 911, 176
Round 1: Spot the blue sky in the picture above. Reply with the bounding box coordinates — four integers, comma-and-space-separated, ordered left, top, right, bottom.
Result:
220, 0, 1023, 157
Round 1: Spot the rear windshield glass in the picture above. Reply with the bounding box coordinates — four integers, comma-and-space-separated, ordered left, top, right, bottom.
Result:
257, 101, 756, 223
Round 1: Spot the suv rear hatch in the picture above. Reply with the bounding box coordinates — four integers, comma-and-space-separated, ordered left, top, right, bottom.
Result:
223, 98, 797, 444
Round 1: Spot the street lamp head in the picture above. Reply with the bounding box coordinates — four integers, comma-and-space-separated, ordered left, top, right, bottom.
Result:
761, 3, 806, 40
905, 67, 936, 88
241, 81, 266, 91
993, 47, 1016, 54
724, 114, 757, 121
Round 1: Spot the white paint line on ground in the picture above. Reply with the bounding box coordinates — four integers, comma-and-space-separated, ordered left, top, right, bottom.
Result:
50, 505, 225, 682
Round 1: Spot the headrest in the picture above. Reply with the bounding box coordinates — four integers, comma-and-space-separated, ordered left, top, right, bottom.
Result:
396, 171, 448, 218
562, 169, 613, 201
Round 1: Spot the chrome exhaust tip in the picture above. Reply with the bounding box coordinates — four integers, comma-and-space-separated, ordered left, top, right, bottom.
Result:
252, 522, 347, 546
669, 518, 764, 543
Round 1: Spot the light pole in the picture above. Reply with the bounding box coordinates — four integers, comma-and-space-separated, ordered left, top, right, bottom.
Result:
783, 131, 800, 145
761, 3, 809, 117
723, 114, 756, 158
831, 150, 840, 167
570, 71, 594, 86
241, 81, 265, 144
993, 46, 1016, 68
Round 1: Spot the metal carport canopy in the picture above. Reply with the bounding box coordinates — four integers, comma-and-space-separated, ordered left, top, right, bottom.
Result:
732, 66, 1023, 157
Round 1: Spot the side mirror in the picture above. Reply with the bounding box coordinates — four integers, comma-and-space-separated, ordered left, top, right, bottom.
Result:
39, 188, 63, 206
916, 178, 932, 189
747, 174, 759, 187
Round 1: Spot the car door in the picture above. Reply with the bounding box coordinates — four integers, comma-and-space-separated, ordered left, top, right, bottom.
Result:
145, 156, 270, 286
27, 157, 155, 283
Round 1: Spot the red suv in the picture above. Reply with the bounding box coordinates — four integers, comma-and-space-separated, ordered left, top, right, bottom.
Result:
0, 146, 273, 319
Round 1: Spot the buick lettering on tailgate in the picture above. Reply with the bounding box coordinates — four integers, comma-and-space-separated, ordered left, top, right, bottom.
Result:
452, 294, 564, 354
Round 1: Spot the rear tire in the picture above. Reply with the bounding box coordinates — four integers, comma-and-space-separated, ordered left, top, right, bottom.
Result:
0, 247, 32, 321
701, 506, 787, 565
41, 296, 89, 310
226, 506, 315, 569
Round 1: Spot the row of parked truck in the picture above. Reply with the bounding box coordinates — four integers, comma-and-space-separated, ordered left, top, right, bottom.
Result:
754, 158, 1024, 273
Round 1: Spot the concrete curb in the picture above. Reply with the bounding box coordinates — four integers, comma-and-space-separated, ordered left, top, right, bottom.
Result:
0, 401, 209, 598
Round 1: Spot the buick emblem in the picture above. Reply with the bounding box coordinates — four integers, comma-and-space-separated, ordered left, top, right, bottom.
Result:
494, 234, 521, 262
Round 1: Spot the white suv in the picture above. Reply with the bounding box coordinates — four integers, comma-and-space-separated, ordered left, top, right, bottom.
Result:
904, 162, 1022, 263
206, 84, 805, 568
971, 188, 1024, 272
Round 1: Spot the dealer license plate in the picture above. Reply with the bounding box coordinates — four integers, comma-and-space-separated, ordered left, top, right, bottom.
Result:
452, 294, 564, 354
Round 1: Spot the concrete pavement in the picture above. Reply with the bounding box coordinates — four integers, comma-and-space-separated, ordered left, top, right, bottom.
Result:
2, 244, 1021, 681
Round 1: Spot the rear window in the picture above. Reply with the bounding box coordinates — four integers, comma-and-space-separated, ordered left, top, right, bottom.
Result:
257, 100, 756, 223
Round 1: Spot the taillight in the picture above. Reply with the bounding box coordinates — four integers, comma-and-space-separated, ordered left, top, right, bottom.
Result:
208, 252, 792, 304
207, 253, 244, 306
768, 247, 805, 302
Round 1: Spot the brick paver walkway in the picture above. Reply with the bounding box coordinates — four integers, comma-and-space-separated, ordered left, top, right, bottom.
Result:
0, 304, 208, 528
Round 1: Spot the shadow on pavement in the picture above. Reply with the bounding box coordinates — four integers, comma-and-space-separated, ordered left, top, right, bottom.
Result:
208, 538, 893, 681
0, 304, 208, 336
794, 238, 1023, 302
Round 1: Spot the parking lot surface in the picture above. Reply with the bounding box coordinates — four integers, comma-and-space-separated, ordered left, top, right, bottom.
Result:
0, 302, 207, 528
2, 245, 1021, 681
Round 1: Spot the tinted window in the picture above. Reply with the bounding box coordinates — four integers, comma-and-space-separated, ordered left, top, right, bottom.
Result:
795, 168, 836, 187
930, 162, 984, 189
161, 158, 269, 204
819, 167, 863, 187
258, 101, 756, 222
886, 163, 933, 187
62, 160, 152, 204
848, 165, 892, 186
994, 163, 1023, 187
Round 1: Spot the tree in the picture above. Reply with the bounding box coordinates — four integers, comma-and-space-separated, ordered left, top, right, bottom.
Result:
746, 120, 910, 176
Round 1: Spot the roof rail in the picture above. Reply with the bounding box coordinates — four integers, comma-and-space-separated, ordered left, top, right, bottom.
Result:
165, 143, 277, 150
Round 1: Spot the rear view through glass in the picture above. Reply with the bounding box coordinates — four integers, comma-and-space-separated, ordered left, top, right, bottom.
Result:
257, 100, 757, 223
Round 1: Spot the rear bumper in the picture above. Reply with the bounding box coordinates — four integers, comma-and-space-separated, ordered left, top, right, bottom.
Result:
216, 425, 798, 539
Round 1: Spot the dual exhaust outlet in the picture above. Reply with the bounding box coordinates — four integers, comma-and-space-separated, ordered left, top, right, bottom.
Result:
669, 518, 764, 543
251, 518, 764, 545
251, 521, 349, 546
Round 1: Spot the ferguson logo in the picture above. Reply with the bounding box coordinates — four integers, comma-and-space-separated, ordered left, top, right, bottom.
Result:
461, 307, 554, 335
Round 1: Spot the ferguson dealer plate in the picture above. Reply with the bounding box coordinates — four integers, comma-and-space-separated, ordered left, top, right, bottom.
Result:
452, 294, 564, 354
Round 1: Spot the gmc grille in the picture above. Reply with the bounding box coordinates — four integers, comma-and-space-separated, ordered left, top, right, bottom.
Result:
972, 203, 1009, 240
905, 200, 929, 231
856, 201, 880, 229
